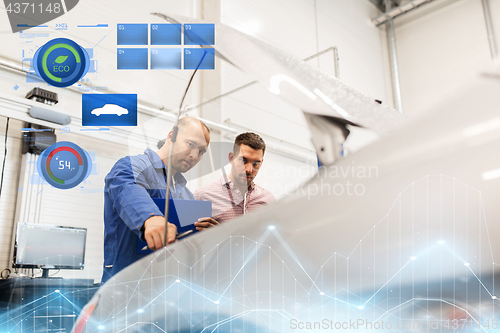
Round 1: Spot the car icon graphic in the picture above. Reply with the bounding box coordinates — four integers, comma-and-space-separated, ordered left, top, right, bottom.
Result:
91, 104, 129, 116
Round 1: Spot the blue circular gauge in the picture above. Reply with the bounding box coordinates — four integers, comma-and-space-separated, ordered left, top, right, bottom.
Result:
33, 38, 90, 88
37, 141, 92, 190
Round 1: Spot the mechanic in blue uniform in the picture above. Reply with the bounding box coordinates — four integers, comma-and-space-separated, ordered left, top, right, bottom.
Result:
101, 117, 211, 284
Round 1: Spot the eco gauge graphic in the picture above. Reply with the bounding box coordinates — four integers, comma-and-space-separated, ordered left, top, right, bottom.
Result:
37, 141, 92, 189
33, 38, 90, 87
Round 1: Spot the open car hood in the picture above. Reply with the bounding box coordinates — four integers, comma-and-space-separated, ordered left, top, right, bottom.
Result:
153, 13, 406, 134
71, 16, 500, 333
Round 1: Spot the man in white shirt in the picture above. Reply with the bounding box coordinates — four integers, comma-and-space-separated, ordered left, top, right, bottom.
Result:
194, 132, 275, 229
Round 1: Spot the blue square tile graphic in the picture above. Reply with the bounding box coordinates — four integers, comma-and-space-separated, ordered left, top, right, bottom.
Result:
151, 24, 181, 45
117, 24, 148, 45
184, 48, 215, 70
82, 94, 137, 127
151, 48, 181, 70
117, 48, 148, 70
184, 24, 215, 45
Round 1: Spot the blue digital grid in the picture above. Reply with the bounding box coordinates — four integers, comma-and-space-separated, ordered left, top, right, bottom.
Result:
117, 48, 148, 70
117, 24, 148, 45
184, 48, 215, 70
151, 24, 182, 45
184, 24, 215, 45
151, 48, 181, 70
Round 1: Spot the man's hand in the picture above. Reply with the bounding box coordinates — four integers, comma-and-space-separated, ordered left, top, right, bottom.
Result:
143, 216, 177, 250
194, 217, 219, 231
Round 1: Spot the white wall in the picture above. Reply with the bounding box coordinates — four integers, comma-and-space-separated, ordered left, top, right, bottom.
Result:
218, 0, 389, 195
393, 0, 500, 118
221, 0, 387, 99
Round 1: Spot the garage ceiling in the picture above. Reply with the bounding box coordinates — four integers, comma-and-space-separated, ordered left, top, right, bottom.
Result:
368, 0, 407, 12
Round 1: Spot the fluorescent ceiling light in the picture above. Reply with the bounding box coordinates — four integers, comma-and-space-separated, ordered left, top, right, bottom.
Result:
462, 118, 500, 137
482, 168, 500, 181
237, 22, 261, 37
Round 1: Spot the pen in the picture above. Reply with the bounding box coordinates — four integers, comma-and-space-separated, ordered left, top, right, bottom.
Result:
141, 230, 194, 251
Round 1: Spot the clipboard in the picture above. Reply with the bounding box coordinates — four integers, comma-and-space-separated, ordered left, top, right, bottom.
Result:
137, 198, 212, 254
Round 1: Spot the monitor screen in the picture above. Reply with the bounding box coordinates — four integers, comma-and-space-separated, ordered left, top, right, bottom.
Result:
14, 222, 87, 270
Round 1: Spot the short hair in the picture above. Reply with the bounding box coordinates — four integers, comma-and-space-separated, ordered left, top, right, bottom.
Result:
177, 116, 210, 135
233, 132, 266, 155
157, 116, 210, 148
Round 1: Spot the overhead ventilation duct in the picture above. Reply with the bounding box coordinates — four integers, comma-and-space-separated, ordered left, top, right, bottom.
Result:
383, 0, 404, 114
372, 0, 434, 26
481, 0, 498, 60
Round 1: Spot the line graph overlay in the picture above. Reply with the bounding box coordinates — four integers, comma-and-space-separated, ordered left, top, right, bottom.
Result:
67, 175, 500, 331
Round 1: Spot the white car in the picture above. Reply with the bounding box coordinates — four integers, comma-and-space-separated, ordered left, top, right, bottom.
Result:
90, 104, 129, 116
72, 14, 500, 333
